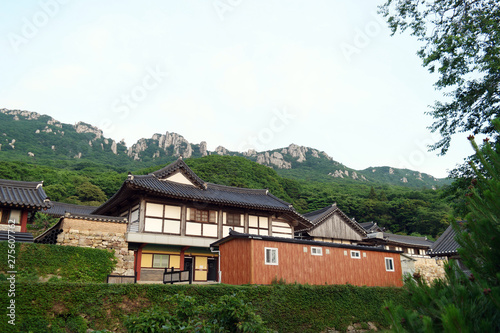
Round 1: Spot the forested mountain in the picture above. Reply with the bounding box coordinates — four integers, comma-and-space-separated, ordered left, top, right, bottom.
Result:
0, 108, 450, 188
0, 108, 455, 238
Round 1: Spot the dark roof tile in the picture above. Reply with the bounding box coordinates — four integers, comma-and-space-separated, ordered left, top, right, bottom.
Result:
0, 179, 50, 209
382, 233, 434, 247
211, 230, 400, 254
44, 202, 97, 217
428, 225, 460, 256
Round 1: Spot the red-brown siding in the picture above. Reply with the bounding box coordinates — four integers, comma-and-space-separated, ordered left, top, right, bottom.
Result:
219, 238, 253, 285
220, 239, 403, 287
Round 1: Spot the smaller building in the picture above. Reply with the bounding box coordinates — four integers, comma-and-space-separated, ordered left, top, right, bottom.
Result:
211, 230, 404, 287
359, 232, 433, 257
0, 179, 51, 239
295, 204, 367, 244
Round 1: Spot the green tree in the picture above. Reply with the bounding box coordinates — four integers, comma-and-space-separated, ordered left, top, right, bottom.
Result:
380, 0, 500, 155
369, 186, 377, 200
383, 121, 500, 332
76, 181, 107, 203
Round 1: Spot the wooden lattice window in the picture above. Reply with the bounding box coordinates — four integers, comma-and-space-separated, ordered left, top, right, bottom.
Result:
191, 209, 216, 223
225, 213, 241, 226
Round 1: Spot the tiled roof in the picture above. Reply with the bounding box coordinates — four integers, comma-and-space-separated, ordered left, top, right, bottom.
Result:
44, 202, 97, 217
359, 222, 384, 233
93, 160, 312, 229
127, 175, 296, 211
382, 232, 434, 248
303, 204, 336, 223
0, 179, 50, 209
428, 225, 460, 257
211, 230, 401, 254
298, 204, 366, 236
65, 214, 128, 223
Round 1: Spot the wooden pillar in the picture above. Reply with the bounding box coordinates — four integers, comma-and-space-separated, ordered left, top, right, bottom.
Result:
20, 210, 28, 233
180, 246, 190, 270
135, 244, 146, 281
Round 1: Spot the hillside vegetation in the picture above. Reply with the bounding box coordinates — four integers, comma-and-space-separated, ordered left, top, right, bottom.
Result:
0, 155, 451, 237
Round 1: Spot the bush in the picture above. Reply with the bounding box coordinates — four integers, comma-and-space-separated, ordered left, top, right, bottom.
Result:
124, 293, 271, 332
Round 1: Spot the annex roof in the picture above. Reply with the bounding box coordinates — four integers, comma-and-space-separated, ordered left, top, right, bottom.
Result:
211, 229, 401, 254
428, 225, 460, 257
359, 221, 384, 233
44, 202, 97, 217
381, 232, 434, 248
0, 179, 50, 210
297, 203, 367, 237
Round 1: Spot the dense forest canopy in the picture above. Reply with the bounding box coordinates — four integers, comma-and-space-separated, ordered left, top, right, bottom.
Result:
0, 155, 452, 238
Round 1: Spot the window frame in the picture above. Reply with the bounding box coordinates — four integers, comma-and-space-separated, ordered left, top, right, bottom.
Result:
190, 208, 217, 223
385, 257, 395, 272
265, 247, 278, 265
311, 247, 323, 256
152, 254, 170, 268
225, 212, 241, 226
143, 202, 182, 235
350, 250, 361, 259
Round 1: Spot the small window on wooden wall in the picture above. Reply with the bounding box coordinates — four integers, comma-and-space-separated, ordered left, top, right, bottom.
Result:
385, 257, 395, 271
311, 247, 323, 256
350, 250, 361, 259
265, 247, 278, 265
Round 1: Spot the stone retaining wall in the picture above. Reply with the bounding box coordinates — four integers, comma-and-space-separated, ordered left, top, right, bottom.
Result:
56, 217, 135, 276
414, 257, 446, 284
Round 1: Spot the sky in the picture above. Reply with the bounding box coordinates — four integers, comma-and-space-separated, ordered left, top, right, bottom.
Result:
0, 0, 475, 178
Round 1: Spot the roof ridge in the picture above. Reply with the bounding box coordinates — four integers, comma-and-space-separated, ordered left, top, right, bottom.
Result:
206, 183, 269, 194
303, 203, 337, 217
0, 179, 44, 188
149, 159, 206, 187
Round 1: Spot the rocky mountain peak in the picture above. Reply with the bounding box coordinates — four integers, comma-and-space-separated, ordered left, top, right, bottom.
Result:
74, 122, 103, 139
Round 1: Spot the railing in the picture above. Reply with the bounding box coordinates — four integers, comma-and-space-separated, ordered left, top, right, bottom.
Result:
163, 267, 192, 284
128, 220, 139, 232
107, 273, 137, 284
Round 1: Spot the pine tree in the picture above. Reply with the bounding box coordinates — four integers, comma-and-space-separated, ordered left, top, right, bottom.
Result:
383, 120, 500, 332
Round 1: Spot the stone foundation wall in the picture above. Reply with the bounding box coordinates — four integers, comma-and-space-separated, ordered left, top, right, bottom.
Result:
414, 257, 446, 284
56, 218, 135, 276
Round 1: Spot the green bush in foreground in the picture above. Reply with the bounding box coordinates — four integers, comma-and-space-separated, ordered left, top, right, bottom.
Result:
125, 293, 270, 332
0, 283, 410, 332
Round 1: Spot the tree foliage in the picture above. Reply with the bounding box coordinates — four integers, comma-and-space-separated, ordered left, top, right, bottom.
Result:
383, 120, 500, 332
380, 0, 500, 154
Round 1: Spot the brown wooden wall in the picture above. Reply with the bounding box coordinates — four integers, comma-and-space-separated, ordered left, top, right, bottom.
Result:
219, 238, 253, 285
220, 239, 403, 287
